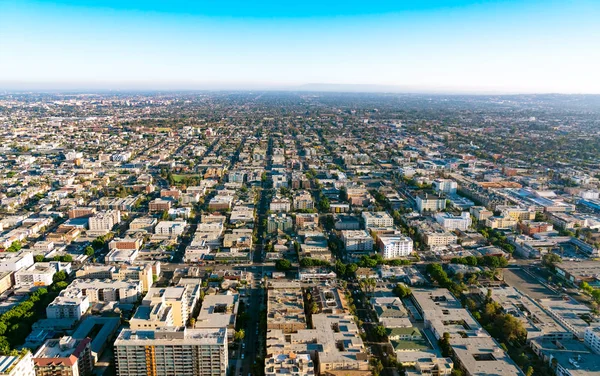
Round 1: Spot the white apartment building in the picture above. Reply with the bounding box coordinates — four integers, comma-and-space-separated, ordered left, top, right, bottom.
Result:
88, 210, 121, 236
434, 212, 472, 231
14, 261, 71, 288
377, 235, 413, 259
0, 251, 34, 272
341, 230, 374, 252
584, 326, 600, 354
433, 179, 458, 194
416, 193, 447, 213
114, 327, 228, 376
69, 279, 142, 304
0, 352, 36, 376
46, 289, 90, 320
269, 197, 291, 212
362, 211, 394, 228
154, 221, 187, 237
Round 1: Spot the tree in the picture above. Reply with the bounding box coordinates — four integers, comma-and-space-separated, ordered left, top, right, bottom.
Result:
439, 332, 451, 357
5, 241, 21, 253
52, 270, 67, 283
275, 259, 292, 271
84, 246, 95, 257
34, 255, 45, 263
234, 329, 245, 342
161, 210, 170, 220
497, 314, 527, 343
311, 302, 319, 314
375, 325, 387, 339
542, 253, 562, 268
394, 283, 412, 298
526, 366, 534, 376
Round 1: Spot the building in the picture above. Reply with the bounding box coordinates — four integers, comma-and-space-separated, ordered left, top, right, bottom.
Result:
194, 294, 239, 339
416, 193, 446, 213
486, 216, 518, 229
148, 199, 171, 212
155, 221, 187, 237
265, 353, 314, 376
66, 279, 142, 304
362, 212, 394, 229
267, 213, 293, 233
114, 327, 228, 376
33, 336, 94, 376
270, 197, 291, 212
434, 212, 472, 231
296, 213, 319, 229
584, 326, 600, 355
68, 207, 96, 219
293, 191, 314, 210
46, 289, 90, 320
423, 232, 457, 248
143, 287, 190, 327
0, 251, 34, 272
341, 230, 374, 253
377, 235, 413, 259
88, 210, 121, 236
0, 352, 35, 376
470, 206, 493, 222
128, 217, 158, 232
433, 179, 458, 195
518, 221, 554, 236
15, 261, 71, 288
267, 284, 307, 333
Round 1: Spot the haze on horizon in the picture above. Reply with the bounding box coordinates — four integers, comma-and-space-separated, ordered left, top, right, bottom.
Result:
1, 0, 600, 94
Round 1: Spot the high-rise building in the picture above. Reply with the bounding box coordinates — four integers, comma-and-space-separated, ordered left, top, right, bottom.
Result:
114, 327, 227, 376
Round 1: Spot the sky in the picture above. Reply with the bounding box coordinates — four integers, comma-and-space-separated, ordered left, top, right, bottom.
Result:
1, 0, 600, 93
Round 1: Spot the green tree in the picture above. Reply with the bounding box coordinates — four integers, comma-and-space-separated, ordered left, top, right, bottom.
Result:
34, 255, 45, 263
275, 259, 292, 271
52, 270, 67, 283
375, 325, 387, 339
84, 246, 95, 257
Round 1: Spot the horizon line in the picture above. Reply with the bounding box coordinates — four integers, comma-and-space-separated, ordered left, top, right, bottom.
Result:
1, 81, 600, 96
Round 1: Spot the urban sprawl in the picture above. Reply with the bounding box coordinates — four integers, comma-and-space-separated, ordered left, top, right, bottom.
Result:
0, 92, 599, 376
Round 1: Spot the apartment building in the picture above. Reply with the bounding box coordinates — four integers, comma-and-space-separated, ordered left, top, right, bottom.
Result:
416, 193, 446, 213
341, 230, 374, 253
88, 210, 121, 236
46, 289, 90, 320
270, 196, 291, 212
377, 235, 413, 259
433, 179, 458, 195
0, 352, 36, 376
33, 337, 94, 376
15, 261, 71, 288
0, 251, 34, 272
293, 191, 314, 210
143, 287, 190, 327
434, 212, 472, 231
362, 211, 394, 229
114, 327, 228, 376
267, 213, 293, 233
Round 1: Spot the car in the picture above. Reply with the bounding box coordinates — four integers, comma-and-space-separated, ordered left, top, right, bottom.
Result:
241, 354, 245, 359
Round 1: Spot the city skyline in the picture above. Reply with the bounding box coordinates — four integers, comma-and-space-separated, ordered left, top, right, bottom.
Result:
2, 0, 600, 94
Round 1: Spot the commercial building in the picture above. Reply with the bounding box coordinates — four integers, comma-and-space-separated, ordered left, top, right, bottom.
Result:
114, 327, 228, 376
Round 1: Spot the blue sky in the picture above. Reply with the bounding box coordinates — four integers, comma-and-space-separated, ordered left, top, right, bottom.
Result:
1, 0, 599, 93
